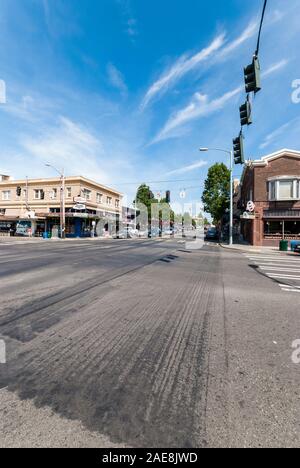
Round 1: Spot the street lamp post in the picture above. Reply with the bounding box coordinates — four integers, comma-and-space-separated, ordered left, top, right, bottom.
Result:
45, 164, 66, 240
199, 147, 234, 246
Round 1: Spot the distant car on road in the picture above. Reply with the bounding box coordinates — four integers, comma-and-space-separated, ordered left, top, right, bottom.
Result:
205, 227, 219, 241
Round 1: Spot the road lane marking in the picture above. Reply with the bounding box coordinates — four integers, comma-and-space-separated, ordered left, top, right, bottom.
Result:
268, 274, 300, 280
260, 267, 300, 272
281, 289, 300, 293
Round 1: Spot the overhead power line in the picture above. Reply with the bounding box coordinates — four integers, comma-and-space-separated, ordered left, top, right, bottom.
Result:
117, 178, 204, 186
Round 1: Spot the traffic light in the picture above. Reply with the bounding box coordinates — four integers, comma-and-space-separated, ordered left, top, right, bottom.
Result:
240, 100, 252, 126
244, 56, 261, 94
233, 134, 245, 165
16, 186, 22, 197
166, 190, 171, 204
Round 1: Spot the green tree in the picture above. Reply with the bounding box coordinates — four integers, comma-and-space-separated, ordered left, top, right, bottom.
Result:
135, 184, 158, 224
135, 184, 156, 208
201, 163, 230, 224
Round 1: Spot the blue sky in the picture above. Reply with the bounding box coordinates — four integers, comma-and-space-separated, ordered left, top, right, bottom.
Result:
0, 0, 299, 207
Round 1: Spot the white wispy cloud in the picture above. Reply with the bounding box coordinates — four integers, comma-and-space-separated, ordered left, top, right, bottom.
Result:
141, 18, 262, 111
126, 18, 138, 37
260, 117, 300, 149
166, 160, 208, 176
152, 60, 290, 145
20, 116, 111, 183
107, 63, 128, 96
152, 87, 242, 144
141, 34, 226, 110
218, 20, 258, 57
261, 59, 289, 78
0, 79, 6, 103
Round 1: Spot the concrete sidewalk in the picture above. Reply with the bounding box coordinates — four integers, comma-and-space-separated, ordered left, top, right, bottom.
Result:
220, 242, 299, 255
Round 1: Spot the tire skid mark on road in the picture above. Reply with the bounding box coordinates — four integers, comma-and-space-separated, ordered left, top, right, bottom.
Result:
0, 244, 178, 340
1, 246, 220, 447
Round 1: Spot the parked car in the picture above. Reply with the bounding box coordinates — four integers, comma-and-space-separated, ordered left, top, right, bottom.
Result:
205, 227, 219, 241
113, 229, 136, 239
137, 229, 148, 238
162, 228, 174, 236
294, 245, 300, 254
148, 228, 160, 238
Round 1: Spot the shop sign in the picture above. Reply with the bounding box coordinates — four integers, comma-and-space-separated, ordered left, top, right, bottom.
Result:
74, 197, 86, 204
73, 213, 89, 219
73, 204, 86, 211
247, 201, 255, 212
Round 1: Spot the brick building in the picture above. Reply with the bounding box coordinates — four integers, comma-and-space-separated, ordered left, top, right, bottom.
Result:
240, 149, 300, 246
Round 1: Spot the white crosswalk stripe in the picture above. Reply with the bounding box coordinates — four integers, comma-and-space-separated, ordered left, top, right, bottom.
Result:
244, 251, 300, 293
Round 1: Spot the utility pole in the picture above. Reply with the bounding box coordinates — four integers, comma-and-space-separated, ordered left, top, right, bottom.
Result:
229, 150, 234, 246
46, 164, 65, 240
60, 169, 66, 240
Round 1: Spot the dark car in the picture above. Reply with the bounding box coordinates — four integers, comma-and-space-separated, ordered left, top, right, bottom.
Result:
205, 227, 219, 241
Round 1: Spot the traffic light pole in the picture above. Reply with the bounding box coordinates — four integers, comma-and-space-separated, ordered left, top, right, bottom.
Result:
229, 150, 233, 246
45, 164, 66, 239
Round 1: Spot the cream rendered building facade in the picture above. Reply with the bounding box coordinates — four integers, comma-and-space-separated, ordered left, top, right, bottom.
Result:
0, 175, 122, 237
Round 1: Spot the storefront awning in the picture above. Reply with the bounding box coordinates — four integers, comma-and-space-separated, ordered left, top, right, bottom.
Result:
263, 210, 300, 219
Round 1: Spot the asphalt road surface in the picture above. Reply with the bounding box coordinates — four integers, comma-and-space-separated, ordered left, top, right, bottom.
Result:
0, 238, 300, 448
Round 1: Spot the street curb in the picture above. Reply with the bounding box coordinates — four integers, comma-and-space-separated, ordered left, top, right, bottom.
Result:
219, 243, 263, 254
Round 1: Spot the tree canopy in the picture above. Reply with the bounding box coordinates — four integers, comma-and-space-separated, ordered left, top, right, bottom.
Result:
201, 163, 230, 224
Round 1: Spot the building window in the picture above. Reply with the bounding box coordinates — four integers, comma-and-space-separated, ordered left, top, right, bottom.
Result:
278, 180, 293, 199
34, 189, 44, 200
269, 179, 299, 201
0, 208, 6, 215
51, 188, 58, 199
115, 199, 120, 209
2, 191, 11, 201
82, 189, 91, 201
66, 187, 72, 198
269, 181, 276, 201
107, 196, 112, 206
96, 193, 103, 204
